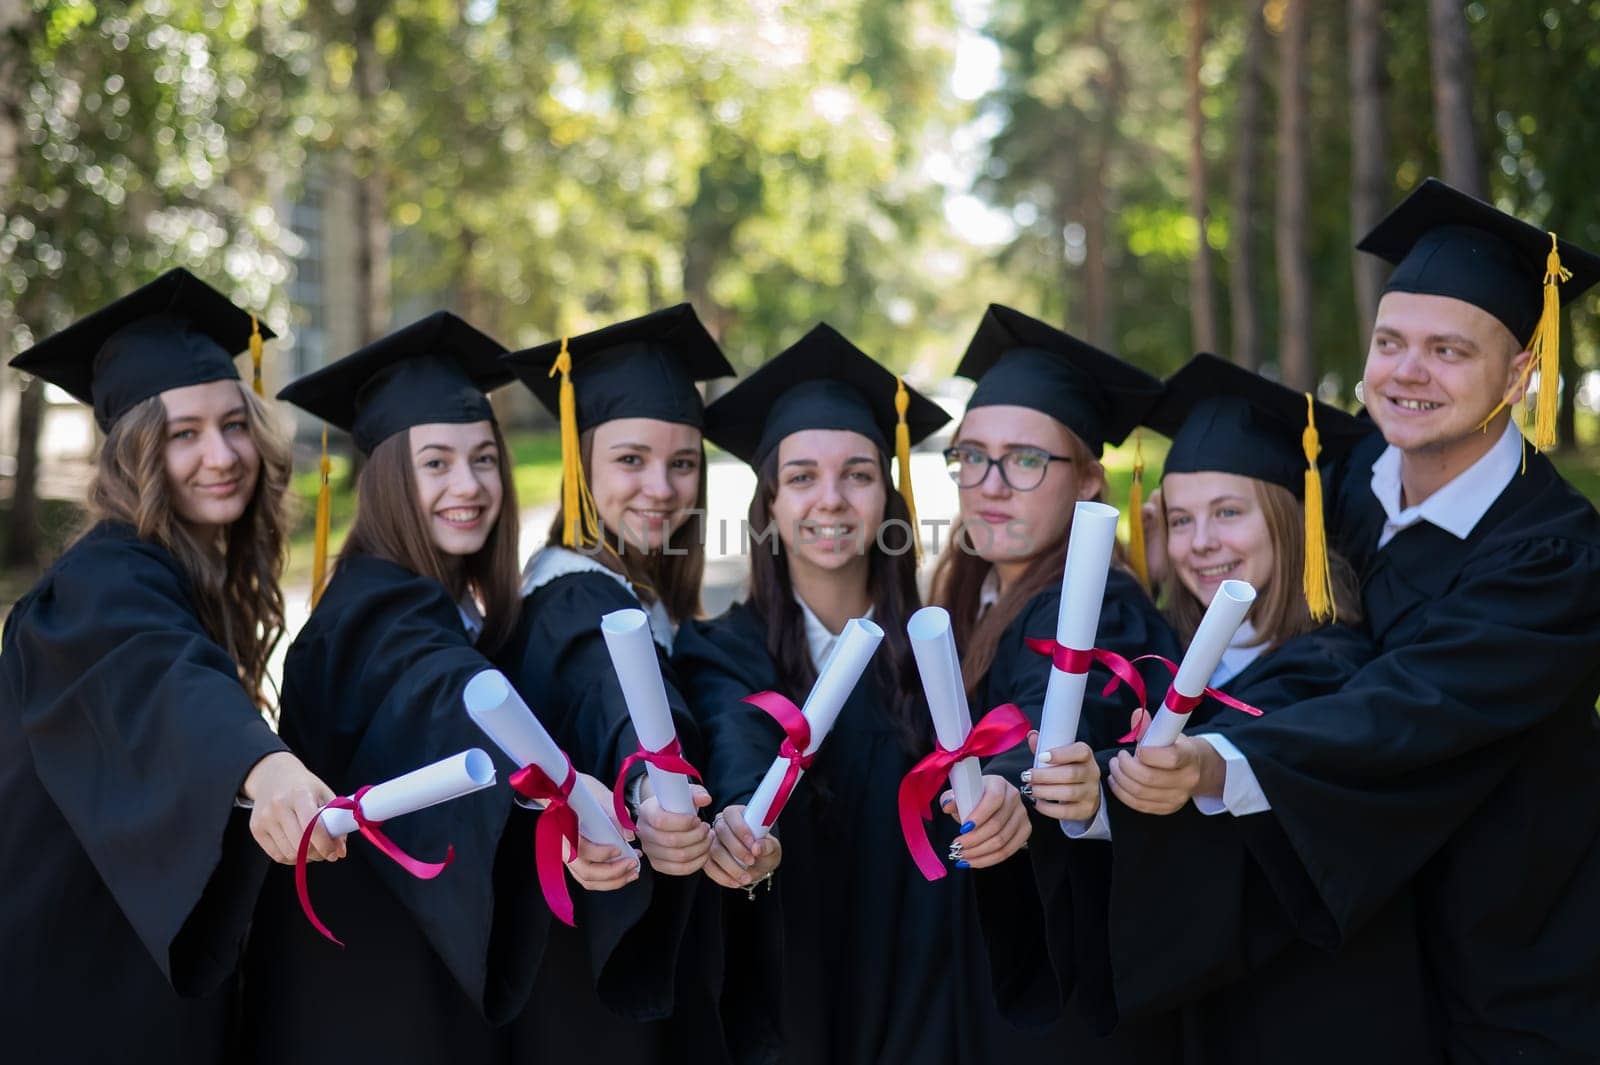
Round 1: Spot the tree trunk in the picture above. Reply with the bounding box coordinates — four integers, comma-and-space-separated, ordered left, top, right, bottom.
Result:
1349, 0, 1389, 340
4, 379, 43, 566
1558, 303, 1580, 451
1428, 0, 1484, 197
1083, 11, 1124, 351
2, 0, 40, 567
352, 2, 391, 347
1186, 0, 1218, 353
1276, 0, 1315, 391
1228, 0, 1267, 371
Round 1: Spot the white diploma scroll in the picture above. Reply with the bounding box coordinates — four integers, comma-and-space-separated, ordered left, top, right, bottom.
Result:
906, 606, 983, 820
600, 608, 695, 815
1035, 501, 1121, 764
320, 748, 498, 837
1138, 579, 1256, 749
462, 669, 631, 852
743, 617, 885, 838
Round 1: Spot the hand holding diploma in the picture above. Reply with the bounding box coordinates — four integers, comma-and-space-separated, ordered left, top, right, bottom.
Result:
938, 774, 1031, 870
600, 608, 703, 831
899, 607, 1032, 880
295, 749, 496, 946
1020, 732, 1103, 824
741, 617, 884, 838
463, 669, 633, 925
706, 804, 782, 893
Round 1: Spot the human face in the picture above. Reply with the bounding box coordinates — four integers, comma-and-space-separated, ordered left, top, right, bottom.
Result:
1163, 471, 1274, 607
770, 429, 886, 578
410, 421, 503, 556
954, 405, 1101, 568
161, 380, 260, 533
589, 418, 702, 552
1364, 291, 1528, 456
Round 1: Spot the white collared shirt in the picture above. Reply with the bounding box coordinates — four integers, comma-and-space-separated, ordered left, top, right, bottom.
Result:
1370, 418, 1522, 549
796, 596, 874, 673
1209, 619, 1266, 689
458, 598, 485, 642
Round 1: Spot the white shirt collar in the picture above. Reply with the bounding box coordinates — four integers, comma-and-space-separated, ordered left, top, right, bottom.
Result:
1208, 618, 1264, 688
458, 598, 485, 641
1369, 418, 1521, 549
796, 596, 874, 673
977, 569, 1001, 618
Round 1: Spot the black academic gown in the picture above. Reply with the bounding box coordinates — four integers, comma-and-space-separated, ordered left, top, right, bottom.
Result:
493, 567, 711, 1062
672, 599, 999, 1065
244, 555, 550, 1065
968, 565, 1186, 1063
0, 521, 286, 1065
1079, 624, 1441, 1064
1207, 432, 1600, 1063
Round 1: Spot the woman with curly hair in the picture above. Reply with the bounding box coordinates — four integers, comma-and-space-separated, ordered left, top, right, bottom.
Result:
0, 269, 340, 1065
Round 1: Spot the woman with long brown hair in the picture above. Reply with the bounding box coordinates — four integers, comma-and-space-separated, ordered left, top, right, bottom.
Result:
671, 324, 970, 1064
247, 312, 626, 1065
1006, 354, 1440, 1063
931, 304, 1180, 1062
495, 304, 733, 1061
1, 269, 340, 1065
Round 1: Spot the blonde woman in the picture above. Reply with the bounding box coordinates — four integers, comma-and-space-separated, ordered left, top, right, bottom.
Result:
1, 270, 339, 1065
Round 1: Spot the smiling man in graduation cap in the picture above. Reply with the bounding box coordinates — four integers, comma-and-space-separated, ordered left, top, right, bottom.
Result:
1132, 179, 1600, 1062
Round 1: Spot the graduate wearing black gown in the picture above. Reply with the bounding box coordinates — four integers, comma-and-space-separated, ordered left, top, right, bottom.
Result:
246, 312, 553, 1065
1185, 181, 1600, 1062
928, 306, 1182, 1062
1, 270, 327, 1064
672, 324, 989, 1064
1001, 354, 1439, 1064
495, 305, 736, 1061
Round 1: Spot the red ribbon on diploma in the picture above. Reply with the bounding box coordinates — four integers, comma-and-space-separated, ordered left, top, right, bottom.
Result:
295, 784, 456, 947
1119, 654, 1264, 743
1024, 637, 1149, 709
742, 690, 815, 828
509, 756, 582, 927
611, 737, 704, 832
896, 703, 1032, 882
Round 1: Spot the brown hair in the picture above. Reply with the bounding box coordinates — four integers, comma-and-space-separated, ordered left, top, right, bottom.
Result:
746, 446, 929, 753
1159, 478, 1361, 651
545, 426, 707, 624
930, 420, 1128, 696
85, 384, 292, 711
342, 420, 522, 653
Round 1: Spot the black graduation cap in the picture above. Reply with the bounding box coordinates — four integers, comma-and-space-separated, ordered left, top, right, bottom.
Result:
502, 303, 735, 431
1148, 353, 1371, 497
8, 268, 273, 432
276, 311, 511, 455
702, 322, 948, 468
954, 304, 1163, 457
1358, 177, 1600, 343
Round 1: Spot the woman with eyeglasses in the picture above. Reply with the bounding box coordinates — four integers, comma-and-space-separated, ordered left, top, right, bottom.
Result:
929, 305, 1181, 1061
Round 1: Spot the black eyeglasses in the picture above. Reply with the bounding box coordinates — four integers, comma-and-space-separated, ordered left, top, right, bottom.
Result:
943, 444, 1073, 491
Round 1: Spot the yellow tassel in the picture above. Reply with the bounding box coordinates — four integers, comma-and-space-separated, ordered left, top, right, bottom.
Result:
1476, 231, 1571, 452
1301, 393, 1335, 623
1126, 430, 1149, 589
894, 377, 921, 562
549, 337, 600, 547
249, 314, 264, 397
311, 426, 331, 608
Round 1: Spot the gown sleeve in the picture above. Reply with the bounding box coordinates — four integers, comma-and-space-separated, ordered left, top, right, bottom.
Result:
281, 558, 545, 1021
1207, 535, 1600, 939
3, 532, 285, 994
495, 570, 704, 1022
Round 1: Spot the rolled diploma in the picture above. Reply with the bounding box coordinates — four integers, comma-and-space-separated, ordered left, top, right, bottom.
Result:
1035, 501, 1121, 765
1139, 579, 1257, 749
600, 608, 695, 815
907, 606, 982, 820
320, 748, 498, 837
743, 617, 885, 838
462, 669, 631, 852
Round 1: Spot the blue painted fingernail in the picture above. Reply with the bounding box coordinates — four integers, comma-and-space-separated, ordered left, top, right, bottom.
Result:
955, 860, 971, 869
960, 820, 975, 834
